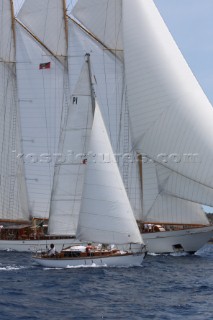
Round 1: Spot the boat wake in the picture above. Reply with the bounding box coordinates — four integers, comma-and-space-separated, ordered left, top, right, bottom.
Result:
0, 265, 27, 271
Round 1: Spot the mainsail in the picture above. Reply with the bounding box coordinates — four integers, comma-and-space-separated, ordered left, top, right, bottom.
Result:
0, 0, 29, 222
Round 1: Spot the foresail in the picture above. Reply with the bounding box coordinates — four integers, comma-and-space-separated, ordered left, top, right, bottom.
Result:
123, 0, 213, 190
48, 61, 93, 235
72, 0, 123, 58
76, 103, 143, 245
144, 194, 209, 226
17, 0, 67, 59
142, 161, 209, 225
0, 1, 29, 221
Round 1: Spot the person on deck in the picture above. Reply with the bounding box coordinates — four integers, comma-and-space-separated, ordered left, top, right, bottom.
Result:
48, 243, 56, 256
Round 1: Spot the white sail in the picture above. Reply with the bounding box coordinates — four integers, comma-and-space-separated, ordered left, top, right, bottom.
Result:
76, 103, 143, 245
156, 163, 213, 208
0, 0, 29, 221
72, 0, 123, 57
142, 161, 209, 225
48, 60, 93, 235
68, 19, 143, 221
17, 0, 67, 58
123, 0, 213, 190
16, 24, 66, 218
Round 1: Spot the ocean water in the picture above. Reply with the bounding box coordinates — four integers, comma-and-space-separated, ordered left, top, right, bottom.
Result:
0, 244, 212, 320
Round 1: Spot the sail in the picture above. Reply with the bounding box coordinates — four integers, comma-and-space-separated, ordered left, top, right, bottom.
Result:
15, 23, 66, 218
76, 103, 143, 245
142, 161, 209, 225
17, 0, 67, 59
0, 1, 29, 221
48, 60, 93, 235
123, 0, 213, 191
72, 0, 123, 57
156, 163, 213, 208
68, 19, 143, 221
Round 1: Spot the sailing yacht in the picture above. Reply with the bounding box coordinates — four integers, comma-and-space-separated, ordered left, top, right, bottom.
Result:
33, 65, 146, 267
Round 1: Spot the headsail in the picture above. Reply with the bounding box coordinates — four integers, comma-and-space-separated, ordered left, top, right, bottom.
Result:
76, 103, 143, 245
142, 161, 209, 225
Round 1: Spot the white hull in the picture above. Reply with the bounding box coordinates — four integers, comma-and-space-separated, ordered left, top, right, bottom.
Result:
142, 226, 213, 254
32, 252, 145, 268
0, 238, 79, 252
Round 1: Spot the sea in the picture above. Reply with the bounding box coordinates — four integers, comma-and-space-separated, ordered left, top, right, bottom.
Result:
0, 244, 212, 320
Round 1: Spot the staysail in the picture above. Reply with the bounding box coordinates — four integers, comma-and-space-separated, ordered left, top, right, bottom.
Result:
0, 0, 29, 222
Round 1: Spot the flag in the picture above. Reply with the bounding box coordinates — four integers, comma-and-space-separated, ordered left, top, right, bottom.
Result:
39, 62, 51, 70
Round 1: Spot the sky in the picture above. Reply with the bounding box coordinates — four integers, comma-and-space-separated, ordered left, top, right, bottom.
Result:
14, 0, 213, 213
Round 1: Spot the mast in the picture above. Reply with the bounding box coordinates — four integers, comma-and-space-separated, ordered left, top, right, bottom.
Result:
85, 53, 96, 116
